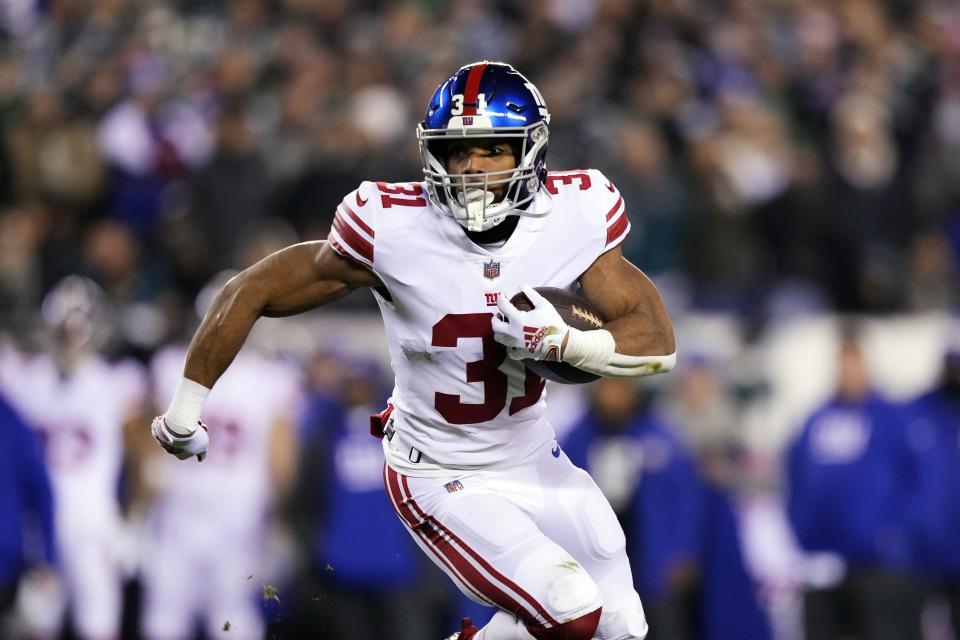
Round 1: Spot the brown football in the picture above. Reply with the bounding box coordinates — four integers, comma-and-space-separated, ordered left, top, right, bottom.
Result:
509, 287, 607, 384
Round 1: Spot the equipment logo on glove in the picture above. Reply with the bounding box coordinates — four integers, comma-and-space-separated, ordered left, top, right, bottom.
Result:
523, 325, 558, 357
492, 284, 569, 363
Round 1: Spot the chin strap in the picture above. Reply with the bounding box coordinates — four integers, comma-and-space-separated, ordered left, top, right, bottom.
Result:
563, 327, 677, 378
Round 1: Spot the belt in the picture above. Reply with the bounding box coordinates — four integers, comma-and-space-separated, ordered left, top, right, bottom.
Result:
370, 404, 423, 463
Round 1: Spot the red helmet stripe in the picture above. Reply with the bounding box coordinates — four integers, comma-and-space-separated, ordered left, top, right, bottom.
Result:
462, 63, 488, 116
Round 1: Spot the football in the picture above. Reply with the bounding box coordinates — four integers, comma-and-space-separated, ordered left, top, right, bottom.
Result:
509, 287, 607, 384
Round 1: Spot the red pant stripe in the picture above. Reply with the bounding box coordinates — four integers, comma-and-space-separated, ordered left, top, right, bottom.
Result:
399, 473, 560, 629
383, 465, 492, 605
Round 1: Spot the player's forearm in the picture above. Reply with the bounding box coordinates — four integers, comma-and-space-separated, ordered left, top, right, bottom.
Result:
601, 304, 675, 357
182, 274, 262, 388
572, 250, 676, 377
160, 274, 266, 436
561, 293, 676, 378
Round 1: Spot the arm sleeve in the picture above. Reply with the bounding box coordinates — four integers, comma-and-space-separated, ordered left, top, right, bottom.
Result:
327, 181, 377, 269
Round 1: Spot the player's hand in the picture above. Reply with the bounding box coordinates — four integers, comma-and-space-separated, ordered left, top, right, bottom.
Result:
151, 415, 209, 462
492, 284, 569, 362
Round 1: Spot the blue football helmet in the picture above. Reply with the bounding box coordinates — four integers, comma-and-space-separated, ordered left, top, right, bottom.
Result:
416, 61, 551, 232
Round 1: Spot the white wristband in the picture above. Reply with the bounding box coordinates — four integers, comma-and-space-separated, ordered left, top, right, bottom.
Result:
164, 377, 210, 436
563, 328, 677, 378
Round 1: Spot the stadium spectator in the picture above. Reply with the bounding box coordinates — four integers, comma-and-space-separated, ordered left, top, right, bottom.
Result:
904, 347, 960, 637
563, 379, 702, 640
665, 355, 774, 640
785, 335, 922, 640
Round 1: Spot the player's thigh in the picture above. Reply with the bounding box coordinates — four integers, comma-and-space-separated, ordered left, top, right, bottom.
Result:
537, 448, 649, 639
537, 449, 631, 586
384, 464, 601, 630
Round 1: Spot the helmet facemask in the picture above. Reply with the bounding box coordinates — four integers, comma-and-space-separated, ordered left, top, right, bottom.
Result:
417, 121, 549, 232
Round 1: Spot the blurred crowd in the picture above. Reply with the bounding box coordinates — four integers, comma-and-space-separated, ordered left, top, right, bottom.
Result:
2, 0, 960, 349
4, 0, 960, 639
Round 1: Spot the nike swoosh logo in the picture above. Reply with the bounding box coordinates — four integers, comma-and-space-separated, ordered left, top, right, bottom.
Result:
356, 192, 368, 206
605, 181, 616, 193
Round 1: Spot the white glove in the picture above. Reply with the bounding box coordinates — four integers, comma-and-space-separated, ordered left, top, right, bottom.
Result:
492, 284, 570, 362
151, 415, 209, 462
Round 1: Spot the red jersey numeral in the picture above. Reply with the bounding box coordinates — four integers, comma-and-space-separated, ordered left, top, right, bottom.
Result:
377, 182, 427, 208
544, 171, 592, 195
431, 313, 545, 424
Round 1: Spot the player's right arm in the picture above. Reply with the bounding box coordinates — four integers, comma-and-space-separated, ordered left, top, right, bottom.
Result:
152, 241, 380, 460
184, 241, 379, 388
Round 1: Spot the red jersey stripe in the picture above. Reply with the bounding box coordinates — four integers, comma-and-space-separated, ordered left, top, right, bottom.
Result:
339, 201, 374, 238
462, 63, 487, 116
606, 214, 630, 247
605, 196, 624, 221
328, 231, 360, 263
333, 216, 373, 263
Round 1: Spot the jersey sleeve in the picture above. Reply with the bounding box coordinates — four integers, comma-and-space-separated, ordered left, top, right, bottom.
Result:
586, 169, 630, 253
327, 181, 377, 269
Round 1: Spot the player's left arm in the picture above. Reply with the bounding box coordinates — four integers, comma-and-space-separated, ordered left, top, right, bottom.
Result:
556, 247, 676, 378
494, 170, 675, 377
577, 245, 675, 359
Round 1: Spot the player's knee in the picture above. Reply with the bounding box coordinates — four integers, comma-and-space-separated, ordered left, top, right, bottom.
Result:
594, 592, 649, 639
528, 607, 602, 640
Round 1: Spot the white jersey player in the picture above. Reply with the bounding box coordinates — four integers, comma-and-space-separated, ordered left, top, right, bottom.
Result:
140, 344, 300, 640
150, 61, 676, 640
0, 276, 146, 640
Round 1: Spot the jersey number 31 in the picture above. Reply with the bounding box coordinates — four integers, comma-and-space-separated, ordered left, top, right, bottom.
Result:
432, 313, 544, 424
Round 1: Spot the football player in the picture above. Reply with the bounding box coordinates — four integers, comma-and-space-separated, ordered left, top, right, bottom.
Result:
151, 61, 676, 640
0, 276, 147, 640
140, 277, 302, 640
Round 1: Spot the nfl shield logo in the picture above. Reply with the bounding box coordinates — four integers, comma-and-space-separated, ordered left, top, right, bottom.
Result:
444, 479, 464, 493
483, 260, 500, 280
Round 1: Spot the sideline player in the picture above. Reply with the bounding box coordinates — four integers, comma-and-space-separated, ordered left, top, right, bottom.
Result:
0, 276, 147, 640
140, 277, 302, 640
151, 62, 676, 640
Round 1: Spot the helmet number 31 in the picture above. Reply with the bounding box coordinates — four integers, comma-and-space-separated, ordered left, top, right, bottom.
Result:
450, 93, 487, 116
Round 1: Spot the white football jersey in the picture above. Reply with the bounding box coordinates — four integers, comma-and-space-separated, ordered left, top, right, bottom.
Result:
151, 345, 303, 522
0, 345, 146, 524
328, 170, 630, 475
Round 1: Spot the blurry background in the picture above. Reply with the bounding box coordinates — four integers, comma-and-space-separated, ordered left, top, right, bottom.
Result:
2, 0, 960, 639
